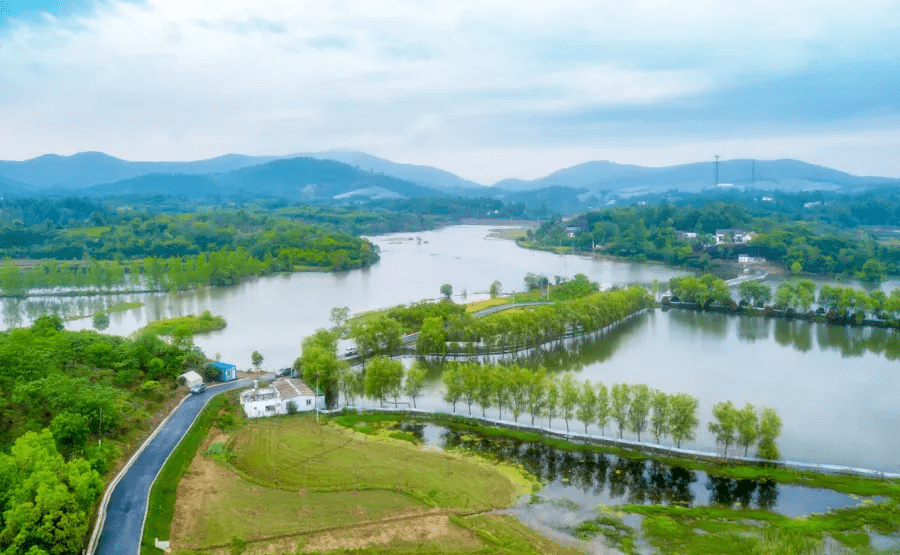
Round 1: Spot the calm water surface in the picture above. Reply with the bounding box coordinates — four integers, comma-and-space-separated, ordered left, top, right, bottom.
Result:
2, 225, 898, 471
401, 308, 900, 473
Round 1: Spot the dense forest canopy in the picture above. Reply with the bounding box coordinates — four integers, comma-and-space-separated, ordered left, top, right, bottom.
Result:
527, 192, 900, 281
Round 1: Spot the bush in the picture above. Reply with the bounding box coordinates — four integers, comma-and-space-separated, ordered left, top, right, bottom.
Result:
139, 380, 161, 393
286, 401, 298, 415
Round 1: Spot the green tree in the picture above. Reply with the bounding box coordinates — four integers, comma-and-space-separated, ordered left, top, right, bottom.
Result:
595, 382, 610, 436
440, 283, 453, 300
474, 369, 493, 417
0, 430, 103, 555
297, 329, 345, 408
364, 356, 404, 407
709, 401, 739, 457
649, 390, 670, 444
491, 366, 510, 420
508, 366, 530, 424
610, 383, 631, 438
489, 280, 502, 299
736, 403, 760, 457
756, 407, 783, 460
329, 306, 351, 336
543, 375, 558, 428
416, 316, 447, 357
404, 362, 427, 409
442, 365, 464, 413
559, 373, 579, 432
524, 369, 547, 426
738, 281, 771, 307
460, 363, 479, 415
251, 350, 264, 371
577, 380, 597, 434
628, 383, 651, 441
859, 258, 885, 283
337, 367, 360, 407
92, 312, 110, 331
668, 393, 699, 448
49, 411, 89, 456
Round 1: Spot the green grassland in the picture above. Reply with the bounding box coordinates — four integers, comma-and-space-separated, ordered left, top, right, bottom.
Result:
229, 417, 519, 511
161, 409, 584, 554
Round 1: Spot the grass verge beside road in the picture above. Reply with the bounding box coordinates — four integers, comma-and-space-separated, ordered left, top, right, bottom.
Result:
141, 394, 230, 555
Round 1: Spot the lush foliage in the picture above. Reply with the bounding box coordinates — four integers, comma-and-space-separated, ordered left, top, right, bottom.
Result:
439, 286, 652, 354
0, 209, 379, 296
524, 198, 900, 280
0, 315, 208, 554
138, 310, 226, 337
0, 430, 104, 555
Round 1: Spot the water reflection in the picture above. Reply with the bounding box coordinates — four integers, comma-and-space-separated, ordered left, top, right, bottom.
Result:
431, 315, 649, 373
706, 475, 778, 511
402, 424, 884, 519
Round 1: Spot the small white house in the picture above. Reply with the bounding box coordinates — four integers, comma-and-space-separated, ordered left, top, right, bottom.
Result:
738, 254, 766, 264
240, 378, 324, 418
178, 371, 204, 389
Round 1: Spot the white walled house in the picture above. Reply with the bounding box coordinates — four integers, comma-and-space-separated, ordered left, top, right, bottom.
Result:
178, 371, 204, 389
240, 378, 324, 418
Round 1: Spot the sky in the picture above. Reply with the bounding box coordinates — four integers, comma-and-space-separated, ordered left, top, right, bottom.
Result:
1, 0, 899, 184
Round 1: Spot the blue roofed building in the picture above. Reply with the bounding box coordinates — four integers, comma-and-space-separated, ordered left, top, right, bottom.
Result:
209, 361, 237, 382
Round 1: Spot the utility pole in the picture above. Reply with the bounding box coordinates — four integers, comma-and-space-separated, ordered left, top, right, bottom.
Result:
714, 155, 720, 186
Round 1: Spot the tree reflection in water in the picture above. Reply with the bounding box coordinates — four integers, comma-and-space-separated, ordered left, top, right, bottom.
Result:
397, 423, 785, 511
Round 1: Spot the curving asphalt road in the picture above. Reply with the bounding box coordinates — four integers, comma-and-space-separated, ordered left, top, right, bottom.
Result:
95, 378, 254, 555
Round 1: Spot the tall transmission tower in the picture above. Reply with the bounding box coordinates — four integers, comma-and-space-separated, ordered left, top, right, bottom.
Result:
714, 155, 720, 186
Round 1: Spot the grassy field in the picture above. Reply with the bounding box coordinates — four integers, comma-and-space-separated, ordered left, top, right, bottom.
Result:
165, 413, 582, 554
229, 417, 520, 511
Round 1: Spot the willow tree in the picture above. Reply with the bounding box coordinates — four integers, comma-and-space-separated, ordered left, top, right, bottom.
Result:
577, 379, 598, 434
668, 393, 699, 448
628, 384, 652, 441
610, 383, 631, 439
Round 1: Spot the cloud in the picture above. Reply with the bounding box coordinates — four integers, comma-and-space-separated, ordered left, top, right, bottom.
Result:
0, 0, 898, 181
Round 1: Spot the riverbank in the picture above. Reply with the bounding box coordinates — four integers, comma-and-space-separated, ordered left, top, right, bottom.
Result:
321, 409, 900, 488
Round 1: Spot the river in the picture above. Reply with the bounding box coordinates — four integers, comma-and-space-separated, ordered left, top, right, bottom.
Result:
2, 225, 898, 472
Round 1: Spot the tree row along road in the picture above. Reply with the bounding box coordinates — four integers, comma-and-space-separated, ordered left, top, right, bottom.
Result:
93, 378, 254, 555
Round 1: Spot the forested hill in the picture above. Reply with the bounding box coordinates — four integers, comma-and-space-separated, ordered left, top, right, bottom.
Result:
215, 157, 441, 199
1, 154, 445, 201
0, 208, 380, 295
0, 315, 211, 553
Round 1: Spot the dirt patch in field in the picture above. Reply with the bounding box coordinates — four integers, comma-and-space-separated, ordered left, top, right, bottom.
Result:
200, 429, 230, 452
303, 513, 480, 552
169, 451, 231, 545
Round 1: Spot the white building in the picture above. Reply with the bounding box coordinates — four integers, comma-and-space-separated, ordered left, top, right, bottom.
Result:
738, 254, 765, 264
240, 378, 324, 418
178, 371, 204, 389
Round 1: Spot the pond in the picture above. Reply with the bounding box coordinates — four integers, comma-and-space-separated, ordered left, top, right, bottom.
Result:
394, 421, 883, 552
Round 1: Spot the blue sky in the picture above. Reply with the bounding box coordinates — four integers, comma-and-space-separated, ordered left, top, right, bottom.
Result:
1, 0, 899, 183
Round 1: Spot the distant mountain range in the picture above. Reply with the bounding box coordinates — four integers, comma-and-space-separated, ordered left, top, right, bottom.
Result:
1, 151, 898, 203
494, 158, 900, 195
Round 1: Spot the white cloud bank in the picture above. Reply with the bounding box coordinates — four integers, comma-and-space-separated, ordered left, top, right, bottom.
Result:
0, 0, 898, 182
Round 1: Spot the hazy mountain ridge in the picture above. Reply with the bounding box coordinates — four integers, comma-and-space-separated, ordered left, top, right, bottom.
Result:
0, 152, 277, 189
2, 152, 898, 202
304, 150, 486, 192
493, 158, 900, 193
